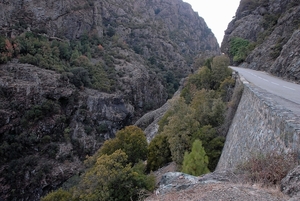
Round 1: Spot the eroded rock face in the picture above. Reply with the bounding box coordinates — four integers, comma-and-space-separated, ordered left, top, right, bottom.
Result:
155, 170, 239, 195
0, 0, 219, 64
221, 0, 300, 82
0, 63, 133, 200
281, 165, 300, 199
0, 0, 220, 118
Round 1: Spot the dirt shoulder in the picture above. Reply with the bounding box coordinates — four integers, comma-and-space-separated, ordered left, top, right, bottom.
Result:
145, 163, 290, 201
145, 182, 289, 201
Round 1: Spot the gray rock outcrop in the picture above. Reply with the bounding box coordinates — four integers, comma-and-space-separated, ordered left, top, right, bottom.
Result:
0, 0, 220, 120
148, 165, 288, 200
221, 0, 300, 82
281, 165, 300, 200
0, 63, 132, 200
155, 170, 239, 195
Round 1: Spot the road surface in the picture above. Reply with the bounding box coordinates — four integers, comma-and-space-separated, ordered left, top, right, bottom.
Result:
230, 66, 300, 108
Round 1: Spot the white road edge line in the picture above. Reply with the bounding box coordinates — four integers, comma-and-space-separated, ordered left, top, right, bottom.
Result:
271, 82, 279, 86
283, 86, 296, 91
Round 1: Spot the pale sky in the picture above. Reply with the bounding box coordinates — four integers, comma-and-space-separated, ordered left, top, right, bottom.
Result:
183, 0, 240, 46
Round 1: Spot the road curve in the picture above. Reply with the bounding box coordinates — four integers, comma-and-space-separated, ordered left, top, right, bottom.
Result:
230, 66, 300, 106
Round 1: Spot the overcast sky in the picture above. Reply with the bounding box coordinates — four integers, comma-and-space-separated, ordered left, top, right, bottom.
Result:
183, 0, 240, 46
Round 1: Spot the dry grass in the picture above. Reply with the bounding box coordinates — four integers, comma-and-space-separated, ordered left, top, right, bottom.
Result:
236, 152, 298, 186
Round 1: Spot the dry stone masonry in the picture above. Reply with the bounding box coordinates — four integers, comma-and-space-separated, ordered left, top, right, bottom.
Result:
217, 74, 300, 170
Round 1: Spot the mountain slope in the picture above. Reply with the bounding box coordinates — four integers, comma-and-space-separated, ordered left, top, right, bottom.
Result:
0, 0, 219, 200
221, 0, 300, 82
1, 0, 220, 117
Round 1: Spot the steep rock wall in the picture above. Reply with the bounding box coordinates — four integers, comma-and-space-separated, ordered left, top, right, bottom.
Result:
217, 76, 300, 170
0, 63, 133, 200
221, 0, 300, 82
0, 0, 220, 119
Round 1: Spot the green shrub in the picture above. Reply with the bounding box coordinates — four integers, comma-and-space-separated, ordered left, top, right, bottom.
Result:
44, 143, 59, 159
99, 125, 148, 165
41, 188, 73, 201
41, 135, 52, 144
180, 66, 213, 104
96, 123, 109, 133
106, 27, 116, 37
219, 77, 235, 102
261, 14, 279, 30
190, 90, 225, 128
270, 40, 283, 59
68, 67, 91, 88
22, 100, 61, 125
211, 55, 231, 89
147, 133, 172, 171
157, 110, 174, 133
72, 150, 155, 201
229, 37, 250, 63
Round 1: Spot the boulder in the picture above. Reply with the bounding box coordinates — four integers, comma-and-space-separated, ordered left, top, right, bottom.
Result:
281, 165, 300, 198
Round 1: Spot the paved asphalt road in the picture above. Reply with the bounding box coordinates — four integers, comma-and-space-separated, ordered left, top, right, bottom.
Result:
230, 66, 300, 106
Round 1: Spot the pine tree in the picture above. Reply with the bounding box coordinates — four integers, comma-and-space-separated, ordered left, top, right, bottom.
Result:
192, 125, 225, 171
182, 139, 210, 176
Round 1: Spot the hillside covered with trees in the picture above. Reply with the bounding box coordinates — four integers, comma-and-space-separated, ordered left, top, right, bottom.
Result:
42, 55, 239, 200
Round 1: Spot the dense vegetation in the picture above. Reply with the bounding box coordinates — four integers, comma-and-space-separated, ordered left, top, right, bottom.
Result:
229, 37, 255, 64
0, 31, 180, 97
41, 55, 236, 199
42, 126, 155, 201
1, 29, 234, 197
147, 55, 235, 173
0, 22, 216, 200
1, 32, 117, 92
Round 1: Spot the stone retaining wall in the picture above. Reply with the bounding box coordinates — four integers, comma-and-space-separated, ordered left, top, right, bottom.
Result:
217, 74, 300, 170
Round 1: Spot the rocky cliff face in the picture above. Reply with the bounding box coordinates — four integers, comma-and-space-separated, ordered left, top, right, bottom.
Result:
0, 0, 220, 200
0, 63, 133, 200
221, 0, 300, 82
1, 0, 220, 117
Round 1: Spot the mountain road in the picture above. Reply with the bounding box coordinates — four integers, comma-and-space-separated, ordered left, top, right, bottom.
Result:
230, 66, 300, 115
